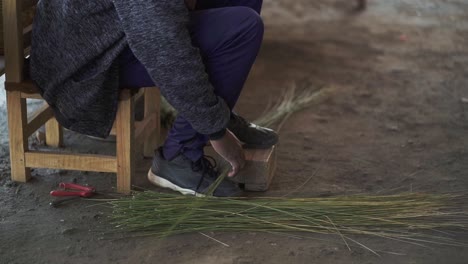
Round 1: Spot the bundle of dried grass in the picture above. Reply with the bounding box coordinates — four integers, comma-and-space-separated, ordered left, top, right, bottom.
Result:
158, 83, 334, 130
254, 85, 334, 130
109, 192, 468, 254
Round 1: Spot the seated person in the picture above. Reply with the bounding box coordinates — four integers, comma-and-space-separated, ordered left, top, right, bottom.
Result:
30, 0, 277, 197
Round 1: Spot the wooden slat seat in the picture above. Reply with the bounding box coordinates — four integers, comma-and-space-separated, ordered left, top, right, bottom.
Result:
5, 79, 37, 93
5, 78, 141, 100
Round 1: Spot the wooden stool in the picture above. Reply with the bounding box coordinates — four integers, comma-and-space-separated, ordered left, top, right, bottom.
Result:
232, 147, 277, 191
2, 0, 161, 194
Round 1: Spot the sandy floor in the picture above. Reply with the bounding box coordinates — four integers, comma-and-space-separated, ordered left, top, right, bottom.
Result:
1, 0, 468, 263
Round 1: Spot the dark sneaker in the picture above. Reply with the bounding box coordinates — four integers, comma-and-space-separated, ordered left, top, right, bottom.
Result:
148, 149, 242, 197
228, 112, 279, 148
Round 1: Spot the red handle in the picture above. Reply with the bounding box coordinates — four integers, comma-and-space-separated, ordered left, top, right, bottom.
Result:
59, 183, 95, 192
50, 190, 94, 198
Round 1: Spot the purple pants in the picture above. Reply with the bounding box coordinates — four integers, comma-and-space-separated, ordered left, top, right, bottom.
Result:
119, 0, 264, 161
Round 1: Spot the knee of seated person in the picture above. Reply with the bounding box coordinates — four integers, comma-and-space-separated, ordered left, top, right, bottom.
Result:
232, 6, 264, 36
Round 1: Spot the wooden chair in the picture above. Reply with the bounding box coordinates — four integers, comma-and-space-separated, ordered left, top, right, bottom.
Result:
2, 0, 161, 194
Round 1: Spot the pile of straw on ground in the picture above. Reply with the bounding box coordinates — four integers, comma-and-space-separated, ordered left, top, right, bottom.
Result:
109, 192, 468, 254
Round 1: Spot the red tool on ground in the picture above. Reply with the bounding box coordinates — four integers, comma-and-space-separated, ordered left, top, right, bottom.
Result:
50, 183, 96, 207
50, 183, 96, 198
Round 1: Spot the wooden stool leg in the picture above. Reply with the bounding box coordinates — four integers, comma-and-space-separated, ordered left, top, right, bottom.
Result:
143, 88, 161, 158
45, 118, 63, 148
116, 91, 135, 194
7, 90, 31, 182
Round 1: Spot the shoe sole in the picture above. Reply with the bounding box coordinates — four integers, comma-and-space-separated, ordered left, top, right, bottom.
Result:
147, 169, 205, 197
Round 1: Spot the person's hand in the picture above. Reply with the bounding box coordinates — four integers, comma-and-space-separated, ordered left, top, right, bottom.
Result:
210, 130, 246, 177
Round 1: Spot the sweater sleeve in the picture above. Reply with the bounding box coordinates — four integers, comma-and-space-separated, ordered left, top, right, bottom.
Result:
112, 0, 230, 135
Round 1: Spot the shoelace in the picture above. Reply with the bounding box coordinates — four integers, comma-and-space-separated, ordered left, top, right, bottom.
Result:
192, 155, 218, 192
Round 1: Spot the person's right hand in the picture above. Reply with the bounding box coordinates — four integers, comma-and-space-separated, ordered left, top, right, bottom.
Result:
210, 130, 246, 177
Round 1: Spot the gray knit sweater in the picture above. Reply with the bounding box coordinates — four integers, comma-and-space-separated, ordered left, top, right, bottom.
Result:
30, 0, 230, 138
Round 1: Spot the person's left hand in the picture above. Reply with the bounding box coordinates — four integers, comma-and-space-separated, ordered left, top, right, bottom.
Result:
210, 130, 246, 177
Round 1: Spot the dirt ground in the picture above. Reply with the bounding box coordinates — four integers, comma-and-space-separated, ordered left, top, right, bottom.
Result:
1, 0, 468, 263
